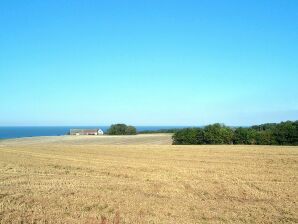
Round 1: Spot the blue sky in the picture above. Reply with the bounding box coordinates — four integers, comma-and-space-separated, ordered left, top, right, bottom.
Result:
0, 0, 297, 126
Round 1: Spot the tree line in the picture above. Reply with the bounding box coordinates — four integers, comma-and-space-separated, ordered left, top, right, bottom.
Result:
172, 121, 298, 145
138, 128, 181, 134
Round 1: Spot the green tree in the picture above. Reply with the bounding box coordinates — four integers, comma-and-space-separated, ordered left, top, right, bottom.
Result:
173, 128, 196, 144
125, 125, 137, 135
255, 130, 274, 145
220, 127, 234, 144
107, 124, 137, 135
273, 121, 298, 145
204, 124, 233, 144
172, 128, 205, 145
234, 128, 257, 144
196, 128, 205, 144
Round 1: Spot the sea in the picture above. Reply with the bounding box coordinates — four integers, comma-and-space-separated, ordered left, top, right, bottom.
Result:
0, 126, 189, 139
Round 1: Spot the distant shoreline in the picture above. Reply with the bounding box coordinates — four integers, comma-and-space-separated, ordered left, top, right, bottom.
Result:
0, 126, 189, 139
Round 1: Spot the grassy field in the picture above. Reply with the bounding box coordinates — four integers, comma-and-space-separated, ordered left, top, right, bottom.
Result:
0, 136, 297, 223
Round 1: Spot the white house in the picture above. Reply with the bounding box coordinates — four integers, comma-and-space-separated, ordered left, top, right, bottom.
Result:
70, 128, 104, 135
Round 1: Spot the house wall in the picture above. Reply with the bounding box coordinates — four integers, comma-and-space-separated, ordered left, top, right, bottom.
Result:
70, 129, 100, 135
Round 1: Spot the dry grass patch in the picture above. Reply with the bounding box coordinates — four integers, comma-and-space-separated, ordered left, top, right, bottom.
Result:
0, 134, 173, 146
0, 143, 297, 223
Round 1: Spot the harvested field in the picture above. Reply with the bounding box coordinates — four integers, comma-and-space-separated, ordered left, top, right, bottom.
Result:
0, 138, 297, 223
0, 134, 172, 146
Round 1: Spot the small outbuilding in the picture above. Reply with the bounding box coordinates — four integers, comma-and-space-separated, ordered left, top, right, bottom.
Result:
69, 128, 104, 136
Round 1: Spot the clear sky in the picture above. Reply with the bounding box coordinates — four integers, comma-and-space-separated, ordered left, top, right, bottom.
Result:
0, 0, 297, 126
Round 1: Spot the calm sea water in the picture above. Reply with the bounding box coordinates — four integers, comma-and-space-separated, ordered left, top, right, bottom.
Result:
0, 126, 188, 139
